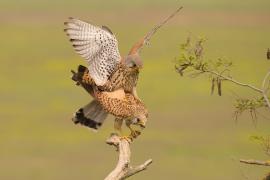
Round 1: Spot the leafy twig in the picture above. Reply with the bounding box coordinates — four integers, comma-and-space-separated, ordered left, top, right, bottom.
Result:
175, 36, 270, 116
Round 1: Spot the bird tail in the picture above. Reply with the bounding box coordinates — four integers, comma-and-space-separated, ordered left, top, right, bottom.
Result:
72, 100, 108, 130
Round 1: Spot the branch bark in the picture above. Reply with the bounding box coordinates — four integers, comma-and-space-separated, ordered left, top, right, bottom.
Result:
104, 134, 153, 180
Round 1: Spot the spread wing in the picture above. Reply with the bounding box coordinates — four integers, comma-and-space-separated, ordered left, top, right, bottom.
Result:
64, 17, 121, 86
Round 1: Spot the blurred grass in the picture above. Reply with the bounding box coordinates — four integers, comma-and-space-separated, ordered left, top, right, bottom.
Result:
1, 0, 270, 179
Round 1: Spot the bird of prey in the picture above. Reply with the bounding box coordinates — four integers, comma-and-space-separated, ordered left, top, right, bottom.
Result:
65, 7, 182, 138
71, 61, 147, 140
71, 68, 148, 140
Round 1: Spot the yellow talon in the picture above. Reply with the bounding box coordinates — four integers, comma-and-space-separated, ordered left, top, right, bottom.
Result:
120, 135, 133, 143
130, 130, 141, 139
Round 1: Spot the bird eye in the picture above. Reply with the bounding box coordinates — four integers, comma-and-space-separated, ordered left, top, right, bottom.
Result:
130, 62, 136, 68
133, 118, 139, 123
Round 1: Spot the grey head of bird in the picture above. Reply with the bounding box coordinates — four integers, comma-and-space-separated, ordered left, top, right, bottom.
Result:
124, 53, 143, 70
131, 109, 148, 129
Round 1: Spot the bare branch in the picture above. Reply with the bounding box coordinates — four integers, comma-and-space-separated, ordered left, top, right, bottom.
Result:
122, 160, 153, 179
240, 159, 270, 166
206, 69, 270, 110
104, 134, 153, 180
204, 70, 263, 93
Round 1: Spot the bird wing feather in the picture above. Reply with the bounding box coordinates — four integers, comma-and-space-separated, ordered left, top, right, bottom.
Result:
65, 18, 121, 86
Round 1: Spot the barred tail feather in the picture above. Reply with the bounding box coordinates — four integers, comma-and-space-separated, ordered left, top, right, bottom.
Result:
72, 100, 108, 130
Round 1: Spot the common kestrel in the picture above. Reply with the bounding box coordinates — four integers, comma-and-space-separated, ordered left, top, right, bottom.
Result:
65, 7, 182, 139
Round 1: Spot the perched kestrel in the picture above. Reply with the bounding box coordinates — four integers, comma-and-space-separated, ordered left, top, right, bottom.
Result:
71, 69, 148, 139
65, 7, 182, 138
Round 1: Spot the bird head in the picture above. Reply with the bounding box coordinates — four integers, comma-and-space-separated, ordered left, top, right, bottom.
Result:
124, 54, 143, 70
131, 116, 147, 129
132, 110, 148, 129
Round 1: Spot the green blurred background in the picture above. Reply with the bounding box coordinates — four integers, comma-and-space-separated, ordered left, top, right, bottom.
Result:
1, 0, 270, 179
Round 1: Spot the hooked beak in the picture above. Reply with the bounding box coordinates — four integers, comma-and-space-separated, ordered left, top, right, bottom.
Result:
138, 64, 143, 69
138, 120, 146, 129
136, 61, 143, 69
133, 54, 143, 69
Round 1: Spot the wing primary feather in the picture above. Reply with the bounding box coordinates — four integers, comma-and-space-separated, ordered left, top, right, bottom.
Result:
102, 26, 114, 35
64, 18, 121, 86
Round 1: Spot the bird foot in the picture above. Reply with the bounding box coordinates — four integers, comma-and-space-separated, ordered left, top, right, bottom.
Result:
130, 130, 141, 139
120, 136, 133, 143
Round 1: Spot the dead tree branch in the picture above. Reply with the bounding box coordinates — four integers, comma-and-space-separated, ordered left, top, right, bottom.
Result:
104, 134, 153, 180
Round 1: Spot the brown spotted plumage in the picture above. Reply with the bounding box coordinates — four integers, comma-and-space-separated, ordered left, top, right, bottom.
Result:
93, 88, 148, 140
78, 64, 139, 94
94, 89, 147, 120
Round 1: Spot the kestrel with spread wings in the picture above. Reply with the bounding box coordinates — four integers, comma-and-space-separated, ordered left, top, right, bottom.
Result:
65, 7, 182, 139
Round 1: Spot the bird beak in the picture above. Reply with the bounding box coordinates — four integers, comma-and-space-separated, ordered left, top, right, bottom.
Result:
138, 120, 146, 129
134, 56, 143, 69
136, 61, 143, 69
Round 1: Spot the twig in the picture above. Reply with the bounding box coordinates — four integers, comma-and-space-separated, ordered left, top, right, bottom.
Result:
143, 6, 183, 46
239, 159, 270, 166
104, 134, 153, 180
123, 160, 153, 179
205, 69, 270, 110
262, 71, 270, 92
262, 70, 270, 109
231, 157, 250, 179
129, 6, 183, 55
204, 70, 263, 93
262, 93, 270, 110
